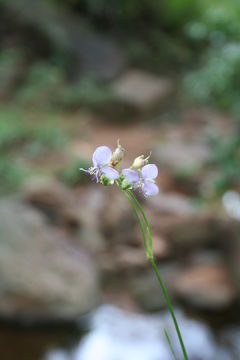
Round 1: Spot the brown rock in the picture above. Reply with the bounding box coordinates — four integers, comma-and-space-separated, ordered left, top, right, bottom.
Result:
150, 212, 223, 250
172, 263, 237, 310
23, 177, 78, 226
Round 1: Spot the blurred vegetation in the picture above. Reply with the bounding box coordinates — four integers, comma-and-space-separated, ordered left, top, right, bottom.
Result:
54, 0, 200, 29
1, 0, 240, 194
0, 108, 67, 153
209, 129, 240, 193
15, 61, 113, 110
184, 0, 240, 116
0, 107, 68, 193
58, 158, 91, 186
182, 0, 240, 194
0, 156, 28, 195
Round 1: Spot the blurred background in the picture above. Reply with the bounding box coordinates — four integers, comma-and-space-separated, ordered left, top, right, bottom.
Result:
0, 0, 240, 359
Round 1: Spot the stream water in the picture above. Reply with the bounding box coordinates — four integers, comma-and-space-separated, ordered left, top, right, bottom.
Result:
1, 305, 239, 360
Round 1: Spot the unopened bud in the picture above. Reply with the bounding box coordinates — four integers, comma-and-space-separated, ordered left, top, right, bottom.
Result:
131, 153, 151, 170
111, 140, 125, 164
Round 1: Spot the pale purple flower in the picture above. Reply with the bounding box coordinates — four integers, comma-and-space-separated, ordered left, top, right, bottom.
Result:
122, 164, 159, 197
81, 146, 119, 182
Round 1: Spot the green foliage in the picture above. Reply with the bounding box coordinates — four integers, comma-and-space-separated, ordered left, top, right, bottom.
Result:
184, 43, 240, 115
17, 61, 112, 109
59, 76, 113, 108
210, 130, 240, 193
182, 0, 240, 195
183, 0, 240, 114
0, 107, 67, 154
0, 157, 28, 194
51, 0, 200, 30
17, 62, 65, 108
0, 107, 68, 193
162, 0, 200, 28
185, 0, 240, 42
0, 109, 27, 149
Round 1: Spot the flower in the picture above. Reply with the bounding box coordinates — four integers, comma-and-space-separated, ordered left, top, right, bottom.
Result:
80, 146, 119, 182
122, 164, 159, 197
80, 142, 159, 197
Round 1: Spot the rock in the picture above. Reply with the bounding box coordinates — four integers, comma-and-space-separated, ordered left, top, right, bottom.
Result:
128, 263, 180, 312
151, 234, 170, 259
23, 177, 79, 227
221, 327, 240, 359
153, 141, 209, 170
24, 178, 110, 253
103, 245, 148, 272
112, 70, 173, 111
5, 0, 126, 81
222, 190, 240, 220
172, 263, 237, 310
0, 199, 100, 319
151, 212, 224, 251
101, 189, 135, 245
73, 187, 108, 253
77, 226, 106, 253
222, 220, 240, 298
148, 192, 197, 216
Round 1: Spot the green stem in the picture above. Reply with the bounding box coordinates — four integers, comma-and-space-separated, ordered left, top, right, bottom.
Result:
164, 328, 178, 360
122, 190, 148, 253
151, 258, 188, 360
123, 189, 188, 360
127, 190, 153, 251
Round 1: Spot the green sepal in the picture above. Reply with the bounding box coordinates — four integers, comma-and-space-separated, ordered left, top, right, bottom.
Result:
100, 175, 112, 186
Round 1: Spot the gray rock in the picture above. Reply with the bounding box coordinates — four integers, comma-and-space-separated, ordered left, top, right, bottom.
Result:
128, 263, 180, 312
148, 192, 197, 216
221, 327, 240, 359
153, 141, 209, 170
112, 70, 173, 110
0, 198, 100, 319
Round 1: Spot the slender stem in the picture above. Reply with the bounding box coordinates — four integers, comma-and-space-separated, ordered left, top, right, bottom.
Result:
122, 190, 148, 253
164, 328, 178, 360
127, 190, 152, 251
123, 189, 188, 360
151, 258, 188, 360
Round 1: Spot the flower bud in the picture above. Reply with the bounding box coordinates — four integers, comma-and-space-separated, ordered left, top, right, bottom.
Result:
131, 153, 151, 170
131, 155, 145, 170
111, 140, 125, 165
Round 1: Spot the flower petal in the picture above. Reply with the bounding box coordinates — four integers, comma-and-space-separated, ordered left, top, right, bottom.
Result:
142, 181, 159, 197
101, 166, 119, 180
122, 169, 139, 183
141, 164, 158, 180
92, 146, 112, 166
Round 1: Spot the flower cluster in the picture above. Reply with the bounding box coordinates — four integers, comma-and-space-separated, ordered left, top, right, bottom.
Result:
80, 141, 159, 197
